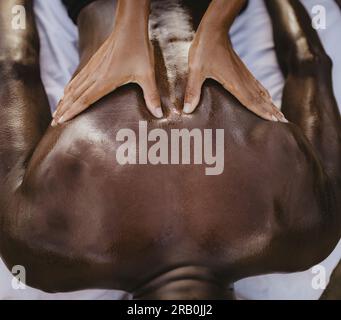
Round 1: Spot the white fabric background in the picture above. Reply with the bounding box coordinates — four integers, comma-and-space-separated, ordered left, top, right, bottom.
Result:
0, 0, 340, 300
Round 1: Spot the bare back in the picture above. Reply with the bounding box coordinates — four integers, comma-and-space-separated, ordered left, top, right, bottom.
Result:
0, 0, 339, 299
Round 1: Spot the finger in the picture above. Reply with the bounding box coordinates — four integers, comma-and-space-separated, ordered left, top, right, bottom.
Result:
250, 103, 288, 123
56, 102, 88, 125
183, 68, 204, 114
55, 76, 110, 125
66, 77, 95, 101
270, 104, 288, 123
64, 78, 96, 110
53, 74, 91, 122
53, 98, 71, 124
139, 73, 163, 118
57, 82, 101, 124
64, 69, 91, 97
54, 79, 94, 122
251, 81, 288, 123
63, 45, 108, 95
217, 54, 287, 123
215, 72, 288, 123
247, 94, 286, 123
56, 38, 111, 111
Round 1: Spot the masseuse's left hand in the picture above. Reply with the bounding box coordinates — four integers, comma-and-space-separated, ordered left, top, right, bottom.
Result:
183, 0, 287, 123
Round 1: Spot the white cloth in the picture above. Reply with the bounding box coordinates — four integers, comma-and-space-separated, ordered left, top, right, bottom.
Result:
0, 0, 340, 300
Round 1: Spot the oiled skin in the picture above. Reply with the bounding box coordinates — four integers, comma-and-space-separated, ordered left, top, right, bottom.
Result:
0, 0, 340, 299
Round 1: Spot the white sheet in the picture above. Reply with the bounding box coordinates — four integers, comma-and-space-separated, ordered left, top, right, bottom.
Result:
0, 0, 340, 300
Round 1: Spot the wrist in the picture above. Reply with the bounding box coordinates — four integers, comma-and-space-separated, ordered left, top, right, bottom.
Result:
198, 0, 246, 33
195, 20, 228, 46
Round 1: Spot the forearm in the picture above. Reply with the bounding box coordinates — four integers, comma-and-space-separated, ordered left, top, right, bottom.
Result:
112, 0, 151, 43
198, 0, 246, 36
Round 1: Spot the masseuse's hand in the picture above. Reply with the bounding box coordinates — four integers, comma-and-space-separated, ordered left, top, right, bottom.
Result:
183, 0, 287, 123
52, 0, 161, 126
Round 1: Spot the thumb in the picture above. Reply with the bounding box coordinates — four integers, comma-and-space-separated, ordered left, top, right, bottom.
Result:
140, 73, 163, 119
183, 71, 204, 114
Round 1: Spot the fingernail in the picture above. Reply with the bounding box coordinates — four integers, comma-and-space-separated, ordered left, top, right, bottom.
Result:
154, 107, 163, 119
183, 103, 192, 114
51, 119, 57, 127
52, 110, 57, 118
57, 116, 64, 124
271, 115, 279, 122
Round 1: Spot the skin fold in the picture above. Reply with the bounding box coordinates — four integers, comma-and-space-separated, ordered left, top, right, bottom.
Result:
0, 0, 340, 299
52, 0, 286, 125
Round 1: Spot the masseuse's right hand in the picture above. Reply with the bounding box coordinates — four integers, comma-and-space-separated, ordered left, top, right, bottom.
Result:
52, 0, 161, 126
